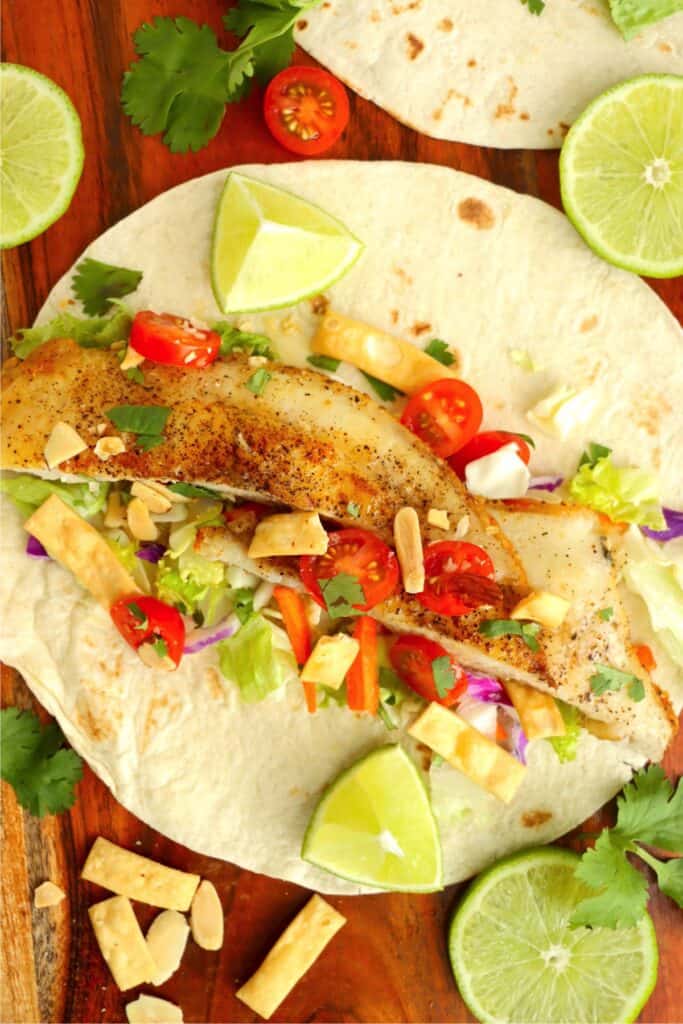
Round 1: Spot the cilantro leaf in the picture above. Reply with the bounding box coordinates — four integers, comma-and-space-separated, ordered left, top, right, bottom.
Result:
1, 708, 83, 817
125, 366, 145, 385
246, 368, 272, 395
431, 656, 457, 699
152, 637, 169, 659
308, 354, 341, 372
598, 607, 614, 621
72, 258, 142, 316
548, 701, 581, 764
168, 482, 221, 499
213, 322, 276, 359
572, 831, 649, 929
106, 404, 171, 437
346, 501, 361, 519
361, 372, 404, 403
578, 442, 612, 470
520, 0, 546, 12
479, 618, 541, 651
233, 587, 255, 625
614, 765, 683, 852
424, 338, 455, 367
122, 17, 233, 154
10, 308, 132, 359
320, 573, 365, 619
589, 664, 645, 702
224, 1, 309, 86
652, 858, 683, 907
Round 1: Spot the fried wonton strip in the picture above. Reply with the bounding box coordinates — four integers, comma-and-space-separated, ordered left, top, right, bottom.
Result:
504, 680, 566, 740
82, 838, 200, 911
312, 311, 457, 394
236, 895, 346, 1020
25, 495, 140, 607
88, 896, 156, 991
409, 702, 526, 803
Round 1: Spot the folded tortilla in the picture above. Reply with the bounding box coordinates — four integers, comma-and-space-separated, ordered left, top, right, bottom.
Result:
1, 161, 680, 893
294, 2, 683, 149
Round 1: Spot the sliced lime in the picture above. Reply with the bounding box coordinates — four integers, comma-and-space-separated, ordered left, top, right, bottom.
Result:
449, 848, 658, 1024
302, 745, 442, 892
0, 64, 84, 249
560, 74, 683, 278
211, 171, 364, 313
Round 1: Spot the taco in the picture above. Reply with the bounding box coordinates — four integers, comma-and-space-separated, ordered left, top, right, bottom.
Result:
294, 2, 683, 149
1, 162, 681, 893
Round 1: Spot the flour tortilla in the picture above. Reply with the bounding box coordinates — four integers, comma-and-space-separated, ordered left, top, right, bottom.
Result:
2, 161, 681, 893
294, 1, 683, 149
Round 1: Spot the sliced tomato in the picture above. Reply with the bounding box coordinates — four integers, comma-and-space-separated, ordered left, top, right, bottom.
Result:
417, 541, 501, 617
401, 379, 483, 459
129, 311, 220, 369
224, 501, 271, 536
110, 594, 185, 667
389, 635, 466, 707
300, 527, 399, 612
346, 616, 379, 715
263, 66, 350, 156
449, 431, 532, 480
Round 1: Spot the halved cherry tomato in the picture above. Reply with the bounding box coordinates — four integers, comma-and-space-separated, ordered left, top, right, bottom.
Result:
401, 379, 483, 459
273, 585, 316, 713
110, 594, 185, 667
389, 635, 466, 707
263, 66, 350, 156
129, 311, 221, 369
448, 431, 532, 480
346, 616, 379, 715
224, 501, 271, 537
417, 541, 501, 617
300, 527, 399, 612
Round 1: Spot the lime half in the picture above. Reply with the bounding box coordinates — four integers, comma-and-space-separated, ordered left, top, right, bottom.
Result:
302, 745, 442, 892
560, 74, 683, 278
211, 172, 364, 313
449, 848, 658, 1024
0, 64, 84, 249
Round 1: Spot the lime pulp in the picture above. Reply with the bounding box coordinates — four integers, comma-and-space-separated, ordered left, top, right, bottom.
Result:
449, 847, 658, 1024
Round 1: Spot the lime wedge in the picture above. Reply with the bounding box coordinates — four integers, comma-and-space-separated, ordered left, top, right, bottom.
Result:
302, 745, 442, 892
560, 74, 683, 279
211, 172, 364, 313
449, 848, 658, 1024
0, 64, 84, 249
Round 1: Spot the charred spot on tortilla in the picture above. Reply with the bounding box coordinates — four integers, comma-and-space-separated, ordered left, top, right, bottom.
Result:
296, 19, 308, 30
519, 113, 530, 121
457, 198, 495, 231
467, 59, 477, 67
559, 122, 570, 137
522, 810, 553, 828
310, 294, 330, 316
439, 18, 454, 31
406, 33, 424, 60
494, 78, 519, 120
411, 321, 431, 336
390, 309, 399, 325
581, 315, 599, 333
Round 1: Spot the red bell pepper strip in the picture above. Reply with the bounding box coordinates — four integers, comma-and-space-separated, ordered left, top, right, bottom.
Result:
346, 615, 379, 715
273, 586, 316, 713
634, 643, 656, 673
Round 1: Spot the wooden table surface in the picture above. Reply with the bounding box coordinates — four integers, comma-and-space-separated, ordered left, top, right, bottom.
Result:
1, 3, 682, 1022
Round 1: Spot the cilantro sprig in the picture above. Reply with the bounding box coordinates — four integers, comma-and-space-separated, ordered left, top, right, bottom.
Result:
320, 573, 366, 619
520, 0, 546, 13
122, 1, 324, 153
106, 404, 172, 451
214, 322, 276, 359
72, 258, 143, 316
589, 664, 645, 702
479, 618, 541, 651
424, 338, 455, 367
1, 708, 83, 817
572, 766, 683, 928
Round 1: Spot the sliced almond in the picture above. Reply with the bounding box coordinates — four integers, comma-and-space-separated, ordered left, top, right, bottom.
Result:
145, 910, 190, 986
131, 481, 172, 514
138, 642, 176, 672
427, 508, 450, 531
44, 422, 88, 469
453, 514, 470, 540
94, 436, 126, 462
34, 881, 66, 908
104, 491, 127, 529
126, 995, 183, 1024
127, 498, 159, 541
190, 880, 223, 951
393, 507, 424, 594
120, 346, 146, 371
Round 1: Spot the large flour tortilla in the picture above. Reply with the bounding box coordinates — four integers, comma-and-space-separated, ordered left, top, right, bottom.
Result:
3, 162, 681, 893
294, 1, 683, 149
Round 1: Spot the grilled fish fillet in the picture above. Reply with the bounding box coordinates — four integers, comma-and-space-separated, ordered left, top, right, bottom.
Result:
2, 340, 675, 757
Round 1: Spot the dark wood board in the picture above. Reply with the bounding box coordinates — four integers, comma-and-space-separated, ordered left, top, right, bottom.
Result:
1, 2, 681, 1021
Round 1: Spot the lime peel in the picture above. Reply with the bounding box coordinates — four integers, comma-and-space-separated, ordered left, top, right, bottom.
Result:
211, 172, 364, 314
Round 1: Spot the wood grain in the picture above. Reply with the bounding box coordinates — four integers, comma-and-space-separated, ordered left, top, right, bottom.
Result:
1, 2, 681, 1022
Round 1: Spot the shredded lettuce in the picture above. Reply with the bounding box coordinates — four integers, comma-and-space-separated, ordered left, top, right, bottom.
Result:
217, 615, 296, 703
10, 307, 132, 359
548, 701, 582, 763
157, 547, 231, 626
622, 529, 683, 671
0, 475, 110, 519
568, 455, 665, 530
